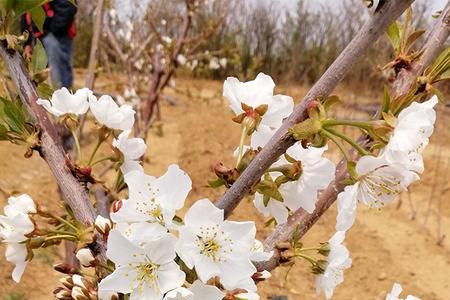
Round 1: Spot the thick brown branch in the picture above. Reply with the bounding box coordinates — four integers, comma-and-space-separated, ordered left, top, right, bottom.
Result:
256, 0, 450, 272
216, 0, 415, 218
0, 45, 97, 226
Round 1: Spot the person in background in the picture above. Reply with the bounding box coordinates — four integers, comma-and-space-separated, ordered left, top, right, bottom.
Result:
20, 0, 77, 88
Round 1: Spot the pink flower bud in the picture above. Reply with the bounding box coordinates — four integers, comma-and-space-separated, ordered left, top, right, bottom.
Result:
75, 248, 96, 267
94, 215, 112, 235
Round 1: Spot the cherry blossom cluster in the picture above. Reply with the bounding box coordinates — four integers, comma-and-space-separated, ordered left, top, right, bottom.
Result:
220, 73, 436, 299
34, 87, 270, 299
1, 71, 436, 299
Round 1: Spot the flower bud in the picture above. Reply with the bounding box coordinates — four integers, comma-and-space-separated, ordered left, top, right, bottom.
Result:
72, 274, 89, 290
307, 99, 320, 117
72, 286, 89, 300
213, 163, 240, 188
76, 248, 96, 267
53, 287, 72, 299
79, 165, 92, 178
54, 263, 77, 275
94, 215, 112, 235
112, 200, 122, 213
59, 275, 74, 289
236, 148, 258, 173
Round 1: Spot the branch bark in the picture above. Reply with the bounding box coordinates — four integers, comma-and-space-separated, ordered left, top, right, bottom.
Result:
255, 0, 450, 272
0, 45, 97, 226
215, 0, 415, 218
85, 0, 105, 90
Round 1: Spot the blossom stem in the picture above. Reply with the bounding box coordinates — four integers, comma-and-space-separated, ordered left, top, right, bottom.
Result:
322, 119, 373, 130
49, 214, 80, 233
297, 246, 321, 252
88, 138, 104, 166
321, 129, 352, 162
295, 253, 316, 266
325, 128, 370, 156
236, 123, 249, 168
91, 156, 114, 166
71, 129, 83, 163
267, 166, 288, 173
47, 229, 78, 236
45, 234, 78, 242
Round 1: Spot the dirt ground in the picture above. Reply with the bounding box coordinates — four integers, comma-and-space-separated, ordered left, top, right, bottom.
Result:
1, 73, 450, 300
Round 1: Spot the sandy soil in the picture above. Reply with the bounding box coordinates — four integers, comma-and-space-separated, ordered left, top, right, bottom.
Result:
1, 74, 449, 300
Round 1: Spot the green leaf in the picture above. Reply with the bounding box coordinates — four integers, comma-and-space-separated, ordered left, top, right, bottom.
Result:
386, 21, 400, 51
32, 39, 48, 75
36, 82, 53, 99
0, 97, 27, 133
382, 85, 390, 113
323, 95, 341, 111
405, 30, 425, 51
12, 0, 48, 18
29, 5, 46, 32
0, 124, 8, 140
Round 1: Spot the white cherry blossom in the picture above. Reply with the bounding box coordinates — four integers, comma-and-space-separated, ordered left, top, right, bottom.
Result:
223, 73, 294, 130
254, 145, 335, 224
355, 154, 418, 208
335, 185, 358, 232
175, 199, 257, 290
209, 57, 220, 70
112, 130, 147, 175
385, 283, 421, 300
249, 240, 273, 262
384, 96, 438, 173
98, 230, 185, 300
0, 194, 36, 282
235, 292, 260, 300
89, 94, 135, 131
37, 87, 90, 117
163, 281, 225, 300
177, 54, 187, 66
316, 231, 352, 299
111, 165, 192, 228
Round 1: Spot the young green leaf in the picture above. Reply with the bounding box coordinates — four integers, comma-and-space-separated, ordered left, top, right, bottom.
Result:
386, 21, 400, 51
29, 5, 46, 33
382, 85, 390, 113
405, 30, 425, 51
0, 97, 27, 133
32, 39, 48, 75
12, 0, 48, 18
36, 82, 53, 99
